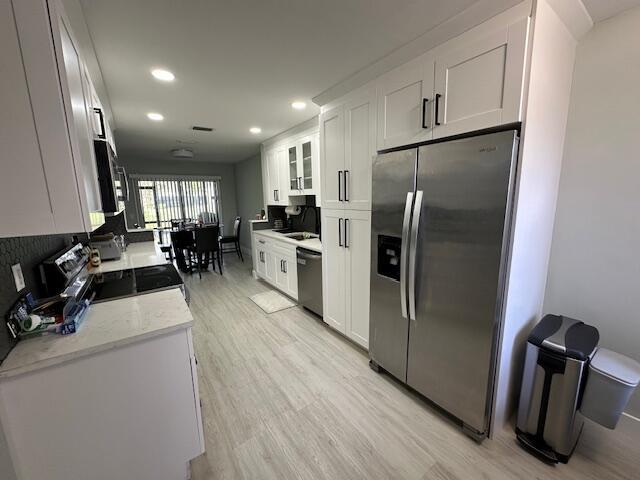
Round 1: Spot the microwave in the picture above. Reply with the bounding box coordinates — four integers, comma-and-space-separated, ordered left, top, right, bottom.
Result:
94, 139, 129, 213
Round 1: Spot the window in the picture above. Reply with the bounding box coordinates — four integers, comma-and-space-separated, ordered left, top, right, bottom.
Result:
132, 176, 222, 229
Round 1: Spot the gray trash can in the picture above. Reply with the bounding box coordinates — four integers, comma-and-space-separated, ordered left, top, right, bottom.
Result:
580, 348, 640, 429
516, 314, 599, 463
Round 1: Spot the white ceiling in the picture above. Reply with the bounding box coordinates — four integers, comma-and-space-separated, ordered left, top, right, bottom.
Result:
79, 0, 489, 163
582, 0, 640, 22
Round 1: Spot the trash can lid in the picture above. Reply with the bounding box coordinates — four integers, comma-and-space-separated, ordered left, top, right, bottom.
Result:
590, 348, 640, 387
528, 314, 599, 361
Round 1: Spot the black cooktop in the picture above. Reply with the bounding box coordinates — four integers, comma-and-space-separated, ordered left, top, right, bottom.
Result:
89, 264, 183, 303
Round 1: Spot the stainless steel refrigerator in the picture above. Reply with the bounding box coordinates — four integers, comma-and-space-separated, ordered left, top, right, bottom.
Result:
369, 127, 519, 439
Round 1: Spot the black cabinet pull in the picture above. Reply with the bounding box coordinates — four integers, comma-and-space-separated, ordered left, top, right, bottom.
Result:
434, 94, 441, 126
344, 170, 349, 202
338, 171, 343, 201
344, 218, 349, 248
93, 107, 106, 139
283, 260, 287, 273
338, 218, 343, 247
421, 98, 430, 129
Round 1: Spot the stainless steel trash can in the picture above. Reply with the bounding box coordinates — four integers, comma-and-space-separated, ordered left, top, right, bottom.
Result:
516, 314, 599, 463
580, 348, 640, 429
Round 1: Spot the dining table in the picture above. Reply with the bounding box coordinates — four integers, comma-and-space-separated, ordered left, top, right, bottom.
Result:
157, 223, 223, 273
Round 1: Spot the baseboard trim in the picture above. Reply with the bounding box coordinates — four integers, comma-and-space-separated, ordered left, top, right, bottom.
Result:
622, 412, 640, 423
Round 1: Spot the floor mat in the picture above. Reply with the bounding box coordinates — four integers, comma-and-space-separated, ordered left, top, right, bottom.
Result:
250, 290, 296, 314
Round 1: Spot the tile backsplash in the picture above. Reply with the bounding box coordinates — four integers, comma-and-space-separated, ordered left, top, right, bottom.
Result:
0, 233, 81, 363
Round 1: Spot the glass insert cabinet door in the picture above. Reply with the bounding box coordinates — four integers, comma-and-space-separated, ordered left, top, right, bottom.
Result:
302, 140, 312, 189
288, 146, 299, 191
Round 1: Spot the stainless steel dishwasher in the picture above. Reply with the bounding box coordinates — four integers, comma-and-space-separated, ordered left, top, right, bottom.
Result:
296, 248, 323, 317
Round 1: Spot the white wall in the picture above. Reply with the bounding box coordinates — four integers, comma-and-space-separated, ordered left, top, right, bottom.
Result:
544, 6, 640, 418
118, 157, 239, 235
233, 154, 264, 251
492, 0, 578, 431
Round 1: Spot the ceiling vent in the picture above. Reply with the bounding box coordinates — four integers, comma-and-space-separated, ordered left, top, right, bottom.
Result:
171, 148, 194, 159
192, 125, 214, 132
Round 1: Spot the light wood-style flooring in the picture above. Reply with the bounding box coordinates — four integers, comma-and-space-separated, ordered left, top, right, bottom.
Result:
186, 255, 639, 480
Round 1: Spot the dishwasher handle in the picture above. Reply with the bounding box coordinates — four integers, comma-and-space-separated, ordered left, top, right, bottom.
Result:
297, 249, 322, 260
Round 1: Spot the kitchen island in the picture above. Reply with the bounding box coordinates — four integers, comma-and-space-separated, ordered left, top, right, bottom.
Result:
0, 243, 204, 480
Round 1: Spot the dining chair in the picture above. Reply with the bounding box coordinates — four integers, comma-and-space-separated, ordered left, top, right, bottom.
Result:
170, 229, 195, 272
219, 216, 243, 261
188, 225, 222, 278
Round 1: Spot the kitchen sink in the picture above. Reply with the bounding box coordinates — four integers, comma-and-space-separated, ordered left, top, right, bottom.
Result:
284, 232, 317, 241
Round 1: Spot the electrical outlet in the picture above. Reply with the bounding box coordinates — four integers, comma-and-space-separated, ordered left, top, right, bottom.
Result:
11, 263, 26, 292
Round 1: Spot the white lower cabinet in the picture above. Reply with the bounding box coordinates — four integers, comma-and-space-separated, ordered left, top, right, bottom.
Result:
253, 233, 298, 301
0, 327, 203, 480
322, 209, 371, 349
273, 244, 298, 299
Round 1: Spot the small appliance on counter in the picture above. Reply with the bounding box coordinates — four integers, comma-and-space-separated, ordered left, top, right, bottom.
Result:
90, 233, 122, 261
516, 314, 640, 463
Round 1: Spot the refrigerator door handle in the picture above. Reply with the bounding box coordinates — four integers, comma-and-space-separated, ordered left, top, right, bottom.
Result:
408, 190, 423, 321
400, 192, 414, 319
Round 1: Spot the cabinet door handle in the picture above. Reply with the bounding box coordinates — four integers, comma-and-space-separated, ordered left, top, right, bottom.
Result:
283, 260, 287, 273
338, 171, 343, 201
421, 98, 430, 129
299, 176, 302, 190
434, 93, 442, 126
338, 218, 343, 247
344, 170, 349, 202
344, 218, 349, 248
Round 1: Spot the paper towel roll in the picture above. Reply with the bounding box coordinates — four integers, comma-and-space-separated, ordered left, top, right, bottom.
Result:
285, 206, 301, 216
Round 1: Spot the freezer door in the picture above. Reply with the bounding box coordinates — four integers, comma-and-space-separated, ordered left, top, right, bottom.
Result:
407, 130, 518, 434
369, 148, 416, 381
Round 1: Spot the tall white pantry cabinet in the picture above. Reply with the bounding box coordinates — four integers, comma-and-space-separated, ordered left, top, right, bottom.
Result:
0, 0, 110, 238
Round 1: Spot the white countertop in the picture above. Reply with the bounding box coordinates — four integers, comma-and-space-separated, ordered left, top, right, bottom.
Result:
253, 229, 322, 253
0, 288, 193, 379
93, 241, 167, 273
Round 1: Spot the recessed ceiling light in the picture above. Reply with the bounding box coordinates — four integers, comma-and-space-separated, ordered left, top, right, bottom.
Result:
291, 101, 307, 110
147, 112, 164, 121
151, 68, 175, 82
249, 127, 262, 134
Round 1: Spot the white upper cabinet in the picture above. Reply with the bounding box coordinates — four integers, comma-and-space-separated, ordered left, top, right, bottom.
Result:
344, 91, 375, 211
0, 0, 57, 237
1, 0, 106, 238
375, 16, 529, 148
298, 134, 319, 196
376, 54, 435, 151
264, 146, 288, 206
54, 10, 102, 216
432, 18, 529, 138
319, 105, 345, 210
262, 125, 320, 206
320, 88, 375, 211
285, 133, 319, 196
